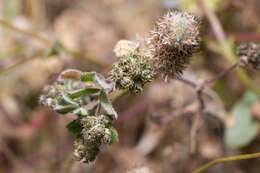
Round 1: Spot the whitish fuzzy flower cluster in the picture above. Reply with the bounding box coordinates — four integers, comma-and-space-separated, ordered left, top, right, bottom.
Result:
113, 40, 140, 58
110, 53, 154, 93
147, 10, 201, 80
237, 42, 260, 70
127, 166, 154, 173
74, 115, 114, 163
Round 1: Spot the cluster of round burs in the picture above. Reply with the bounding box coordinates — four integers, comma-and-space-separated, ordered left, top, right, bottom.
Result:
74, 115, 114, 163
237, 42, 260, 70
110, 40, 154, 94
110, 11, 201, 93
147, 11, 201, 80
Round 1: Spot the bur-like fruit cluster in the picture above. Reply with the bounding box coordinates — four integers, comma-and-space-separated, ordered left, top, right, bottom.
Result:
74, 115, 114, 163
237, 42, 260, 70
147, 11, 201, 80
110, 53, 154, 93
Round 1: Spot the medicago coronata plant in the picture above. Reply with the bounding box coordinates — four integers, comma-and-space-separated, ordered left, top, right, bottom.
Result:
40, 10, 202, 163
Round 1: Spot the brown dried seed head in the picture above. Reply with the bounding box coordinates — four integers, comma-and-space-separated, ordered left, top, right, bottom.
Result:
237, 42, 260, 70
147, 10, 201, 80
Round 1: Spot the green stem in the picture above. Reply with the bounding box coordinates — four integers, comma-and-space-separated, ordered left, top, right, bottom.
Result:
112, 89, 129, 103
192, 152, 260, 173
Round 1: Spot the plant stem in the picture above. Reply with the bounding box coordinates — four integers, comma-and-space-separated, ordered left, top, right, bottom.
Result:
177, 61, 241, 153
0, 53, 43, 76
0, 19, 51, 45
192, 152, 260, 173
196, 0, 260, 95
202, 62, 239, 86
112, 89, 129, 103
0, 19, 110, 68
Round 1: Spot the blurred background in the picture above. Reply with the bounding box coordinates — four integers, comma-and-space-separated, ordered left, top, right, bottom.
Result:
0, 0, 259, 172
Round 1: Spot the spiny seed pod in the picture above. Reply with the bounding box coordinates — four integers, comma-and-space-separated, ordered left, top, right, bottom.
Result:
113, 40, 140, 58
110, 53, 154, 93
147, 10, 201, 80
237, 42, 260, 70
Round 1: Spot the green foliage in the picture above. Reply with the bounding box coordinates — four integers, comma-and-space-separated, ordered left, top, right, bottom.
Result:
100, 90, 118, 120
110, 127, 119, 144
67, 119, 84, 135
40, 69, 119, 163
224, 91, 260, 149
82, 72, 112, 90
68, 88, 100, 99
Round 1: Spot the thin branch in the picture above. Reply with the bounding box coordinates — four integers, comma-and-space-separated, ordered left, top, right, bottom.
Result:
0, 53, 43, 76
0, 19, 51, 45
112, 89, 129, 103
196, 0, 260, 95
177, 77, 197, 88
0, 19, 110, 68
176, 61, 240, 153
190, 113, 201, 153
161, 108, 192, 125
192, 152, 260, 173
196, 0, 226, 44
202, 62, 239, 86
